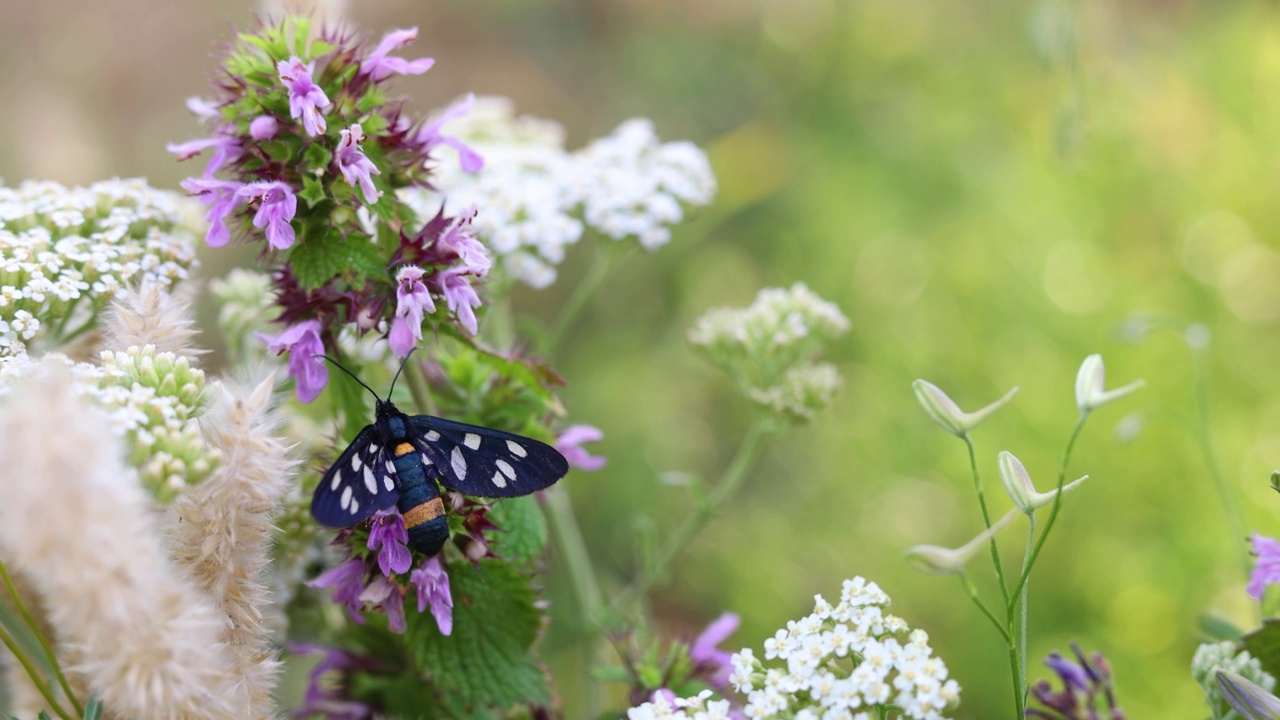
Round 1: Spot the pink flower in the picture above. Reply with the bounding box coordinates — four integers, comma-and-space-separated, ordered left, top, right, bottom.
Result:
555, 425, 606, 471
361, 27, 435, 81
248, 114, 279, 140
256, 320, 328, 403
390, 266, 435, 357
180, 178, 243, 247
1248, 533, 1280, 599
306, 557, 368, 623
436, 207, 490, 276
237, 180, 298, 250
415, 93, 484, 173
335, 124, 382, 204
166, 134, 242, 177
367, 508, 412, 577
184, 96, 220, 118
277, 57, 331, 137
359, 577, 406, 634
690, 613, 739, 689
410, 556, 453, 636
437, 268, 481, 336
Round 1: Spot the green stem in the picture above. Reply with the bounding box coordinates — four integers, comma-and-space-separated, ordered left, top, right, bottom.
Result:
403, 359, 437, 416
1012, 512, 1036, 717
963, 435, 1011, 609
618, 419, 770, 609
957, 573, 1009, 643
0, 561, 81, 716
543, 485, 605, 717
547, 241, 629, 353
1191, 342, 1250, 585
1011, 414, 1087, 600
0, 620, 73, 720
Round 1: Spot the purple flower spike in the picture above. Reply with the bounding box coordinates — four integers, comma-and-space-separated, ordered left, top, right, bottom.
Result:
277, 57, 331, 137
256, 319, 328, 403
437, 268, 481, 336
362, 27, 436, 81
359, 577, 406, 634
166, 134, 242, 177
368, 508, 412, 577
390, 266, 434, 357
1248, 533, 1280, 600
180, 178, 243, 247
436, 208, 491, 276
335, 124, 382, 204
249, 114, 279, 140
555, 425, 606, 471
410, 556, 453, 636
237, 180, 298, 250
690, 612, 739, 689
291, 643, 377, 720
1045, 652, 1090, 693
306, 557, 368, 623
415, 94, 485, 174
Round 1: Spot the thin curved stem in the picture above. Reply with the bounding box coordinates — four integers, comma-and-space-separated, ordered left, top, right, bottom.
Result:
617, 419, 770, 609
547, 241, 630, 353
0, 620, 73, 720
1011, 414, 1087, 600
964, 435, 1011, 609
0, 561, 81, 716
957, 573, 1009, 643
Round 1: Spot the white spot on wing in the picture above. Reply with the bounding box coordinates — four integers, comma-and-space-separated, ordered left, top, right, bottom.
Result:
464, 433, 481, 450
451, 446, 467, 480
425, 430, 440, 441
351, 454, 362, 472
492, 471, 507, 488
351, 499, 360, 514
340, 485, 352, 510
421, 453, 432, 466
386, 460, 395, 474
369, 443, 380, 454
383, 473, 394, 492
363, 466, 377, 494
495, 459, 516, 481
330, 470, 342, 491
506, 440, 527, 458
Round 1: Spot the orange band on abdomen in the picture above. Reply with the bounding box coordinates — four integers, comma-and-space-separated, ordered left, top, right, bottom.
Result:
394, 442, 415, 457
403, 497, 445, 528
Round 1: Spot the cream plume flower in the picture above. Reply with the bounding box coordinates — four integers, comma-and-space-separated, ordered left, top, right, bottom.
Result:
0, 361, 245, 718
169, 371, 297, 718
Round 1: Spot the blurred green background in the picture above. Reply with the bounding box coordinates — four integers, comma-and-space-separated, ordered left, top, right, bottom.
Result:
7, 0, 1280, 716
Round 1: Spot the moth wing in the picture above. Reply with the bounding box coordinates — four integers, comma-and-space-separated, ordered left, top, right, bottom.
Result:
410, 416, 569, 499
312, 424, 402, 527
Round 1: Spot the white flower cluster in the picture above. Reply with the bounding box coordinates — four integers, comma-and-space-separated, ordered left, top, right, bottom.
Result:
0, 179, 200, 356
688, 283, 849, 422
1192, 641, 1276, 713
405, 97, 716, 288
0, 346, 216, 500
629, 577, 960, 720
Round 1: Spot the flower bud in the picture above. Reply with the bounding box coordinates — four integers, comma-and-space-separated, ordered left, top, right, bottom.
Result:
1075, 354, 1144, 414
905, 509, 1017, 575
1217, 671, 1280, 720
912, 380, 1017, 438
997, 451, 1088, 515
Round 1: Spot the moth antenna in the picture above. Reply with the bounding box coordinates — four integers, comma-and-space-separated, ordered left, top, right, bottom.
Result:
315, 355, 381, 403
387, 347, 418, 400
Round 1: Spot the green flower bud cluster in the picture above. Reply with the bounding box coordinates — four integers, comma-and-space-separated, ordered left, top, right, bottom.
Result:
98, 346, 218, 500
209, 269, 278, 361
688, 283, 849, 423
1194, 641, 1277, 719
0, 179, 200, 356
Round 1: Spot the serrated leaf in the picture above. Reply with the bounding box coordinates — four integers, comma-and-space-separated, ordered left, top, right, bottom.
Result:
310, 39, 337, 57
345, 236, 390, 284
288, 233, 345, 290
489, 496, 548, 566
357, 90, 388, 114
300, 176, 327, 208
1244, 620, 1280, 681
303, 143, 334, 173
408, 559, 551, 712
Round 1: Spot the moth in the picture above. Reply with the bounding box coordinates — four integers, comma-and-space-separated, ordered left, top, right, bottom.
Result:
312, 356, 569, 556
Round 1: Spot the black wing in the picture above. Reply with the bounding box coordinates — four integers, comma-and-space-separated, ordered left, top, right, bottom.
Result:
312, 424, 402, 527
409, 416, 569, 498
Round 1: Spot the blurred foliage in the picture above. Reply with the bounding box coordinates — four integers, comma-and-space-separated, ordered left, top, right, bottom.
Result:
10, 0, 1280, 716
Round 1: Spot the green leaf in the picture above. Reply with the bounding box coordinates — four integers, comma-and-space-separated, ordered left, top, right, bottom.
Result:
489, 496, 548, 566
83, 698, 103, 720
302, 143, 334, 174
590, 665, 634, 683
357, 89, 388, 115
310, 39, 337, 57
408, 559, 551, 712
288, 232, 345, 290
1244, 620, 1280, 681
299, 176, 327, 208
